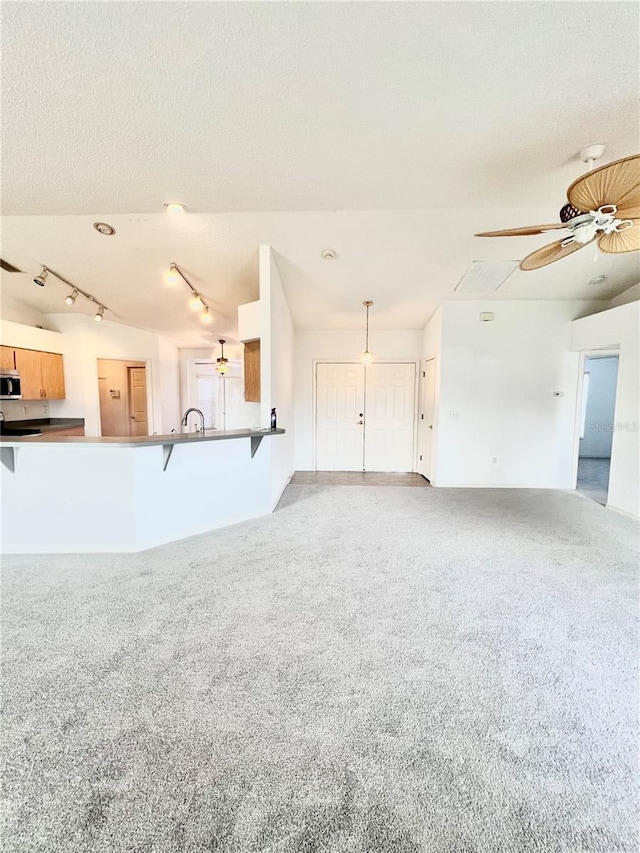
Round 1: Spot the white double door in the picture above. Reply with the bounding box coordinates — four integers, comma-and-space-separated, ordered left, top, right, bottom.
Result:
316, 362, 416, 471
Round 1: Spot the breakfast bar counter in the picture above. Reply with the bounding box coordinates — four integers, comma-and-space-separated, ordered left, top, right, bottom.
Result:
1, 429, 286, 554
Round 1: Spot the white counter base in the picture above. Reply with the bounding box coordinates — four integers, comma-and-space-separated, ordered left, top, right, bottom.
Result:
1, 436, 280, 553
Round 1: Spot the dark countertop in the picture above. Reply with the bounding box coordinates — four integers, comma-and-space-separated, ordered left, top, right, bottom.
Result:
0, 428, 285, 447
0, 417, 84, 433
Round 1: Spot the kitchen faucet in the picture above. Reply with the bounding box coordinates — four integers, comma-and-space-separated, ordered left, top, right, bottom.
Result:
181, 408, 205, 434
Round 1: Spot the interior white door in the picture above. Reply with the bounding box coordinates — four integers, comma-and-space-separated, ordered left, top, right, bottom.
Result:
364, 363, 416, 471
316, 363, 365, 470
127, 367, 149, 436
418, 358, 436, 480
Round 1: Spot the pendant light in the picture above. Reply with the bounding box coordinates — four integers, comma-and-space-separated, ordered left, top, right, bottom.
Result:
362, 300, 373, 364
216, 339, 229, 374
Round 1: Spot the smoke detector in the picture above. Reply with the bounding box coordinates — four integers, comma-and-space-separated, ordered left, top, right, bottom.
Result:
321, 249, 337, 260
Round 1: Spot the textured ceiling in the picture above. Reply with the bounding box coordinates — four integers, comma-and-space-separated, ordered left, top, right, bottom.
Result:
1, 1, 639, 345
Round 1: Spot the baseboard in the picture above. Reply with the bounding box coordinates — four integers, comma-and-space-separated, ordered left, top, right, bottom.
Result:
271, 470, 294, 511
605, 504, 640, 522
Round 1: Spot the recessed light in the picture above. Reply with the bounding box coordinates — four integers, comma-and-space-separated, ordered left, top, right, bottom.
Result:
589, 275, 607, 285
164, 202, 186, 215
321, 249, 337, 260
93, 222, 116, 236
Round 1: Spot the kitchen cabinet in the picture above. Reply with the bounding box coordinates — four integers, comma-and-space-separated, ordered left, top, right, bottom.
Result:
1, 346, 16, 370
244, 340, 261, 402
14, 348, 65, 400
45, 426, 85, 436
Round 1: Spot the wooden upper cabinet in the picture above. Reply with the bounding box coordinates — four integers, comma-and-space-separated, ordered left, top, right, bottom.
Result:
243, 340, 261, 403
13, 348, 66, 400
40, 352, 65, 399
0, 346, 16, 371
14, 348, 43, 399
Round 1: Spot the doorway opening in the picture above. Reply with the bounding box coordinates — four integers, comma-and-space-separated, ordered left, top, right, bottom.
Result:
97, 359, 149, 437
576, 354, 619, 506
314, 362, 417, 472
184, 359, 260, 431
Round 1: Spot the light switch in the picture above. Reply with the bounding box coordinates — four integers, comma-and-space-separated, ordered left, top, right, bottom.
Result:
448, 410, 460, 419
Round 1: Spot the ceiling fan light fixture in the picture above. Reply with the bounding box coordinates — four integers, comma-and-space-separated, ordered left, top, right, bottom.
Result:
216, 339, 229, 374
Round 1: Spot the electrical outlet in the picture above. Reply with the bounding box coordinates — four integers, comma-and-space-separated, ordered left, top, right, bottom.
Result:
448, 410, 460, 420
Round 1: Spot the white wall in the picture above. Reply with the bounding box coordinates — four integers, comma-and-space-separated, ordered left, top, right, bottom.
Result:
430, 301, 594, 488
609, 281, 640, 309
571, 301, 640, 519
294, 329, 423, 470
41, 314, 180, 436
580, 356, 619, 458
0, 292, 46, 327
261, 247, 295, 504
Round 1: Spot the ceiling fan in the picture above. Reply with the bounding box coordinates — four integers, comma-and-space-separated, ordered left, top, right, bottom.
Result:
475, 147, 640, 270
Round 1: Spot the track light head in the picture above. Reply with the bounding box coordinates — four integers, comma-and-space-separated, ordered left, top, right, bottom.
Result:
34, 266, 48, 286
94, 306, 105, 322
190, 293, 205, 311
200, 307, 213, 324
65, 289, 78, 305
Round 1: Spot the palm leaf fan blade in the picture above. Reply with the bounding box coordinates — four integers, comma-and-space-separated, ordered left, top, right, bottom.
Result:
597, 221, 640, 254
567, 154, 640, 216
519, 238, 590, 271
475, 224, 565, 237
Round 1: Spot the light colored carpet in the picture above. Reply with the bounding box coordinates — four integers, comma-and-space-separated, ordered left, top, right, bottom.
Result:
2, 486, 639, 853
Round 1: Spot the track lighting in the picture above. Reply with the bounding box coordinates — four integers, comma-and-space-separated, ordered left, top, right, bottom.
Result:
362, 300, 373, 365
165, 265, 180, 285
34, 266, 48, 286
168, 262, 214, 324
32, 265, 110, 320
216, 339, 229, 374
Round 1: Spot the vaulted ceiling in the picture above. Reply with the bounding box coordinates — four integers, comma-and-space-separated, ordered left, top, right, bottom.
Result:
1, 1, 639, 345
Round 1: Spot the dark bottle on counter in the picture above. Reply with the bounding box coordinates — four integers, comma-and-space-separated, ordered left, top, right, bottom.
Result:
270, 408, 277, 430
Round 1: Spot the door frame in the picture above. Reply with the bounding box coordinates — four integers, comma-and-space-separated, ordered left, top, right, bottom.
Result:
417, 357, 437, 482
313, 359, 420, 472
570, 348, 620, 490
95, 357, 154, 437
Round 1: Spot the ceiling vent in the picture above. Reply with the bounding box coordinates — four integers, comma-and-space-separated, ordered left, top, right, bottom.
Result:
0, 258, 23, 273
454, 260, 519, 292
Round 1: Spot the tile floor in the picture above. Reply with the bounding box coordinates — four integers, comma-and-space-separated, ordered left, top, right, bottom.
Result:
576, 457, 611, 506
290, 471, 430, 487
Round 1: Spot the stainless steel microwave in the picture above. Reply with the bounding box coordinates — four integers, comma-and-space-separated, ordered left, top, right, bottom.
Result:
0, 370, 22, 399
